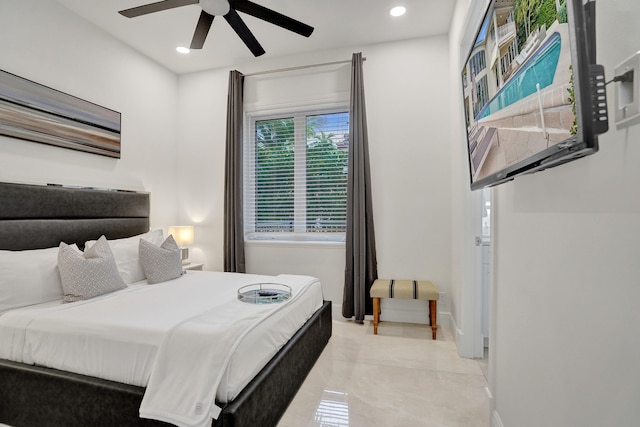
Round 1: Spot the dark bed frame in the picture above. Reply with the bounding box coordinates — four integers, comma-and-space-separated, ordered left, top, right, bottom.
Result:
0, 182, 332, 427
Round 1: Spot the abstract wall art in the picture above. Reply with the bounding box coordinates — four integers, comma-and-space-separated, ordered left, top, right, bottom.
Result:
0, 69, 121, 158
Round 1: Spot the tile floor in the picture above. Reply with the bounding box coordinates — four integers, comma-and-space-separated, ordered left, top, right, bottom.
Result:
0, 321, 489, 427
278, 319, 490, 427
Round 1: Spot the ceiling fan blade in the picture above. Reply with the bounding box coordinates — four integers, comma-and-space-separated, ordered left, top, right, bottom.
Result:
224, 9, 265, 57
118, 0, 199, 18
190, 11, 215, 49
231, 0, 314, 37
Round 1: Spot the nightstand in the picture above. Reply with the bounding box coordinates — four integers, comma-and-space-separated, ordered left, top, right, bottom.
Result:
183, 263, 204, 271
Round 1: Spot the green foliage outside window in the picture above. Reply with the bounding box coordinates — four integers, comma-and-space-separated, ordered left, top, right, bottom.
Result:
255, 118, 295, 231
306, 129, 348, 232
254, 112, 349, 233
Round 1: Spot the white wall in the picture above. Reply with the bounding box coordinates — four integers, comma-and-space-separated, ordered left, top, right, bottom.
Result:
449, 0, 487, 358
178, 37, 454, 322
448, 0, 640, 425
367, 37, 453, 324
176, 67, 230, 269
0, 0, 180, 230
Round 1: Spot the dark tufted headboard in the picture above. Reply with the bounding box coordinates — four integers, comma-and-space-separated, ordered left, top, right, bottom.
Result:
0, 182, 150, 251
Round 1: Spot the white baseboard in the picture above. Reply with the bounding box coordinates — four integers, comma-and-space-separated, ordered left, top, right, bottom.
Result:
331, 301, 452, 334
491, 410, 504, 427
485, 386, 493, 400
331, 302, 375, 322
446, 309, 462, 349
377, 298, 435, 324
332, 303, 343, 320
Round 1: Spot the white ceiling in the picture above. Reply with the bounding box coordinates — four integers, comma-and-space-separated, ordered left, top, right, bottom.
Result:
55, 0, 456, 74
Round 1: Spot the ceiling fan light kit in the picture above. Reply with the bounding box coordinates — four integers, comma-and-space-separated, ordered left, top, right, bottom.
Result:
118, 0, 314, 57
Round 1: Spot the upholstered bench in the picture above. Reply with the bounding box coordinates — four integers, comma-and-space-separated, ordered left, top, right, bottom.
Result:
370, 279, 439, 339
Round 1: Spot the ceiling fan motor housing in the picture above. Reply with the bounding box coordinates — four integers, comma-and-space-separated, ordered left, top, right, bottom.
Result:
200, 0, 230, 16
118, 0, 313, 56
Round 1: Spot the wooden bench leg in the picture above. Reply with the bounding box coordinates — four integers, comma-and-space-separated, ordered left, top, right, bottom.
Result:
373, 297, 380, 334
429, 300, 438, 340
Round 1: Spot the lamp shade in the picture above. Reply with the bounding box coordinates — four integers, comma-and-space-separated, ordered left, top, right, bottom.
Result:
168, 225, 194, 246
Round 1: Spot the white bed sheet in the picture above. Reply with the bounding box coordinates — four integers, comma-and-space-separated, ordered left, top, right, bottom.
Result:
0, 270, 323, 404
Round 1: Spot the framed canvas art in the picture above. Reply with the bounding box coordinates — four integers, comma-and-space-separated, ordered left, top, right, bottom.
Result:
0, 69, 121, 158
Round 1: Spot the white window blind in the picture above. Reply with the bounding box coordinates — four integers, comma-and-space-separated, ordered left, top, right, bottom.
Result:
244, 110, 349, 240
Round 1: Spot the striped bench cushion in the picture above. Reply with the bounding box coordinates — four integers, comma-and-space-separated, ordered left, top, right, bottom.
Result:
370, 279, 439, 301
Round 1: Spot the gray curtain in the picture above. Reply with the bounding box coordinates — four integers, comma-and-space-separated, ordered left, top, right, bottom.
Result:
223, 70, 246, 273
342, 52, 378, 323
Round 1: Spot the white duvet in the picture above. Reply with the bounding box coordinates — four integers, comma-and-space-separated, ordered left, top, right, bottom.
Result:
0, 271, 323, 427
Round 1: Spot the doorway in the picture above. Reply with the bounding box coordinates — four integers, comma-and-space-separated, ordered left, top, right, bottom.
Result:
480, 187, 491, 377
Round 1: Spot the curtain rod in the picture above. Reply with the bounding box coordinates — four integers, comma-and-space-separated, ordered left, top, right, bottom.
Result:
243, 57, 366, 77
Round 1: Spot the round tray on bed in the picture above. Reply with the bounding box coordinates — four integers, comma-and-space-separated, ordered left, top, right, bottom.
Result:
237, 283, 292, 304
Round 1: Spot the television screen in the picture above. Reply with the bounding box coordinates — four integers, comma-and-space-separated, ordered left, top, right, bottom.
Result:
461, 0, 605, 190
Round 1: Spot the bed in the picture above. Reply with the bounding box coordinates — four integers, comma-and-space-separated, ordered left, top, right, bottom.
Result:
0, 181, 332, 427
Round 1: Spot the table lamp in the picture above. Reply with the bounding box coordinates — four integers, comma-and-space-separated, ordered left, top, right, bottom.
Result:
168, 225, 194, 264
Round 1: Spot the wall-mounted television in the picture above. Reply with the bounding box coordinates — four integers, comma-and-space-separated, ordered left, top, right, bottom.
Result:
461, 0, 608, 190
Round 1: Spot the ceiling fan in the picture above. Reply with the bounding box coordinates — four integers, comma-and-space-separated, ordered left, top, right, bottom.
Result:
118, 0, 314, 57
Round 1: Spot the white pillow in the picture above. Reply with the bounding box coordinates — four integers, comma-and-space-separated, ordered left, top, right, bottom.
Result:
0, 246, 65, 314
58, 236, 127, 303
85, 229, 163, 284
139, 235, 184, 284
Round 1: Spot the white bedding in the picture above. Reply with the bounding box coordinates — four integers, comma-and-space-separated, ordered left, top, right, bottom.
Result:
0, 270, 323, 425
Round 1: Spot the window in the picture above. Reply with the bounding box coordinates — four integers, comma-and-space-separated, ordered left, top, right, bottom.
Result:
500, 39, 519, 75
244, 109, 349, 241
473, 75, 490, 118
470, 50, 486, 77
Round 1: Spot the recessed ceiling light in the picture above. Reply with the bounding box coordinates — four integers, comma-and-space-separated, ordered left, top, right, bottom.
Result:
390, 6, 406, 17
176, 46, 190, 54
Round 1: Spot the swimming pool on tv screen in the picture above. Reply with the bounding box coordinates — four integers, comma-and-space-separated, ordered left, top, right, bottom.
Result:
477, 32, 562, 120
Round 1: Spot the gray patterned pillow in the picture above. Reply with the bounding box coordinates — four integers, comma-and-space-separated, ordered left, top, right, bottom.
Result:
58, 236, 127, 303
139, 235, 184, 284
